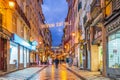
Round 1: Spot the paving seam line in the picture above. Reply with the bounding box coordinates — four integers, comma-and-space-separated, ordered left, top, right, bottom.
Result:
62, 65, 86, 80
26, 66, 48, 80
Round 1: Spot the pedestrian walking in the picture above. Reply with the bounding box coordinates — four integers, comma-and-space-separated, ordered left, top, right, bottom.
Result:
66, 57, 69, 67
54, 57, 59, 68
48, 57, 52, 65
68, 56, 73, 67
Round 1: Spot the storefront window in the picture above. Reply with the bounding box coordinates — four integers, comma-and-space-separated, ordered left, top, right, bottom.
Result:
27, 49, 29, 63
10, 42, 18, 64
24, 48, 27, 68
108, 30, 120, 68
20, 46, 23, 63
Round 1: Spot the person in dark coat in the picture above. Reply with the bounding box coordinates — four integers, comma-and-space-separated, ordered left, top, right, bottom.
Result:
54, 57, 59, 68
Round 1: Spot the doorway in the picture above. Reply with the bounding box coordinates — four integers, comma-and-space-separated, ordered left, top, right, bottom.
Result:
0, 38, 7, 71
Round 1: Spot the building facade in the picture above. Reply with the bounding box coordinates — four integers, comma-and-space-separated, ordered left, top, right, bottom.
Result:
0, 0, 51, 74
63, 0, 76, 57
63, 0, 120, 79
104, 0, 120, 78
0, 0, 33, 72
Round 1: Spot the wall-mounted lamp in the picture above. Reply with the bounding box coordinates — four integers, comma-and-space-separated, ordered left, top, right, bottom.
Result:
8, 0, 15, 8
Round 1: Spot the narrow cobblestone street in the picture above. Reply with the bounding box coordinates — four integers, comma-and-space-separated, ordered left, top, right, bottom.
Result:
30, 65, 81, 80
0, 64, 113, 80
0, 0, 120, 79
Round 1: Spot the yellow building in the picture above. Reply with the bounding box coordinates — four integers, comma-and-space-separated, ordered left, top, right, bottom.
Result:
0, 0, 39, 73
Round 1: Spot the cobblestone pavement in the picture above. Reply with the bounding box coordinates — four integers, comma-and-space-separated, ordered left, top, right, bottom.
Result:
30, 64, 81, 80
63, 64, 112, 80
0, 64, 113, 80
0, 66, 46, 80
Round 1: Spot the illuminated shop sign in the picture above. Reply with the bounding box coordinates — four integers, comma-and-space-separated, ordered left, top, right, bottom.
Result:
32, 41, 38, 46
12, 34, 36, 50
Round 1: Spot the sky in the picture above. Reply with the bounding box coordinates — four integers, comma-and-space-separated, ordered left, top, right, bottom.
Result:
42, 0, 68, 47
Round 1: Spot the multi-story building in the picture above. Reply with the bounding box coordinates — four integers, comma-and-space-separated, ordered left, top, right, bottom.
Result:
26, 0, 45, 65
89, 0, 104, 72
24, 0, 52, 66
63, 0, 76, 56
63, 0, 83, 67
81, 0, 92, 71
82, 0, 108, 77
42, 27, 52, 63
104, 0, 120, 78
0, 0, 50, 74
75, 0, 85, 69
63, 0, 120, 79
82, 0, 106, 74
0, 0, 33, 72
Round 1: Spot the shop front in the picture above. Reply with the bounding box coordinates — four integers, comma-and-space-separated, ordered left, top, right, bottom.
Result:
91, 26, 103, 72
0, 37, 7, 72
9, 41, 18, 70
29, 41, 38, 65
79, 44, 84, 69
105, 10, 120, 78
108, 31, 120, 69
107, 29, 120, 78
0, 27, 12, 72
30, 51, 36, 65
74, 44, 79, 67
9, 34, 34, 71
85, 27, 91, 70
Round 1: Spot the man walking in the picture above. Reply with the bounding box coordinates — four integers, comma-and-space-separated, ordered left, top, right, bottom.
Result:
68, 56, 73, 67
54, 56, 59, 68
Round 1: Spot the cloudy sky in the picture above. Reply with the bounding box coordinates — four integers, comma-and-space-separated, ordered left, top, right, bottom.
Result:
42, 0, 68, 47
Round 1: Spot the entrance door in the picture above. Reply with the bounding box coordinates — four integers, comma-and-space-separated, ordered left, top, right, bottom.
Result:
0, 38, 7, 71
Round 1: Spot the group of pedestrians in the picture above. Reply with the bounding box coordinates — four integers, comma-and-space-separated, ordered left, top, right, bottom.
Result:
47, 56, 60, 69
54, 56, 73, 68
41, 56, 73, 69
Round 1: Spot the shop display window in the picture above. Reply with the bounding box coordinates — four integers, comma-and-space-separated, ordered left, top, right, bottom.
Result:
27, 49, 29, 63
108, 30, 120, 68
10, 42, 18, 64
24, 48, 27, 67
20, 46, 23, 63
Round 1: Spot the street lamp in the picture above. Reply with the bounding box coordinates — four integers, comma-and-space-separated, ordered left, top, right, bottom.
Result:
72, 32, 75, 37
69, 32, 75, 55
8, 0, 15, 8
0, 0, 15, 9
39, 41, 42, 44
